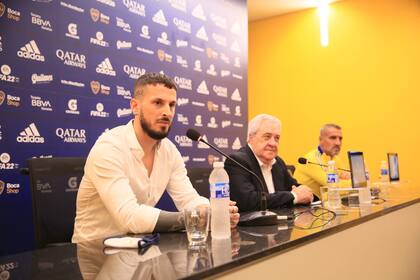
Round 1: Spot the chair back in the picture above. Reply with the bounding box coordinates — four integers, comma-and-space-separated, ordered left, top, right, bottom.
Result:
28, 157, 86, 248
187, 167, 212, 198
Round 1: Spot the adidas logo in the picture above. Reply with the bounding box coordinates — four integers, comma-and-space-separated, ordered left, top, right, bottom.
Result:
152, 9, 168, 26
232, 137, 242, 150
231, 88, 242, 101
17, 40, 45, 62
17, 123, 45, 143
196, 26, 208, 41
197, 80, 209, 95
192, 4, 206, 21
96, 57, 116, 76
231, 40, 240, 53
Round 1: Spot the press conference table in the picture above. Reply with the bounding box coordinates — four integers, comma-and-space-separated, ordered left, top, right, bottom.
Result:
1, 184, 419, 280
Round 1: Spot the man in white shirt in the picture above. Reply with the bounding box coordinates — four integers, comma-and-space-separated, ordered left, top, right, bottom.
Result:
73, 73, 239, 242
225, 114, 313, 212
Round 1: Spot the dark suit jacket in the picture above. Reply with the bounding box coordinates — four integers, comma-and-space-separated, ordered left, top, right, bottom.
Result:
225, 145, 298, 212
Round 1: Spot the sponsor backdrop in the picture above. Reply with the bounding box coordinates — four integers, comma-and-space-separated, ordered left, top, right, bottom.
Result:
0, 0, 247, 255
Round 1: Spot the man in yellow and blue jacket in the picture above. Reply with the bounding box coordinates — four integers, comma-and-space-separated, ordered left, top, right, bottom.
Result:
294, 124, 351, 198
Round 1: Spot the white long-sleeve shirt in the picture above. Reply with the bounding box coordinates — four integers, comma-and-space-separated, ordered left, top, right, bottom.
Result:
72, 121, 209, 243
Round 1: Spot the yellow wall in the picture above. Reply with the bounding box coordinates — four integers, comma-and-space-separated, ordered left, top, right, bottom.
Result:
249, 0, 420, 186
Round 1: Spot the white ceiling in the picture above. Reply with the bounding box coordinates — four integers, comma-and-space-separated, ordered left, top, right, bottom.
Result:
248, 0, 342, 22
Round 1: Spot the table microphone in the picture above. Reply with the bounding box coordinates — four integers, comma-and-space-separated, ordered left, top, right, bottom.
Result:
298, 157, 351, 172
186, 128, 278, 226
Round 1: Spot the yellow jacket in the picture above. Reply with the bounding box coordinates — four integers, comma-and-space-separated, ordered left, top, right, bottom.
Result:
294, 147, 351, 198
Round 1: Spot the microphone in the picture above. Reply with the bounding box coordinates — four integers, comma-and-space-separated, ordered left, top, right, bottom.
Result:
298, 157, 351, 172
186, 128, 278, 227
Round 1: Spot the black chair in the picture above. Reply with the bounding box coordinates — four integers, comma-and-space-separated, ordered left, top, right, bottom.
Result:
187, 167, 212, 198
26, 157, 86, 249
286, 164, 296, 175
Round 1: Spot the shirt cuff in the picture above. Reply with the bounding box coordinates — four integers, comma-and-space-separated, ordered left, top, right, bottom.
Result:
291, 191, 298, 204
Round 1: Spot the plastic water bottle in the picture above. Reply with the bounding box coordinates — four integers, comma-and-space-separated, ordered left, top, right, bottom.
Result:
364, 160, 371, 187
380, 160, 389, 182
326, 160, 341, 209
209, 161, 231, 239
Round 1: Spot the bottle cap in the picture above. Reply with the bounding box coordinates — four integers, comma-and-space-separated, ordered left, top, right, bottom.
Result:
213, 161, 224, 168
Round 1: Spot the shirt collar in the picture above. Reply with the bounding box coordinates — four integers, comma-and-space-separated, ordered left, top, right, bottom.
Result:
126, 120, 162, 158
248, 144, 276, 168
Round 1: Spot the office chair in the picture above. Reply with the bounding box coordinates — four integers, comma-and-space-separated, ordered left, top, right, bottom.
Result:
26, 157, 86, 249
187, 167, 212, 198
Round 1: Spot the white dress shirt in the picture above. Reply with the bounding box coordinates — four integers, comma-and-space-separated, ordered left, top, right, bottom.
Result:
72, 121, 209, 243
248, 144, 298, 203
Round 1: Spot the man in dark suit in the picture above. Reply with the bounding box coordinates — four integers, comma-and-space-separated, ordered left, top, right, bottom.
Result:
225, 114, 313, 212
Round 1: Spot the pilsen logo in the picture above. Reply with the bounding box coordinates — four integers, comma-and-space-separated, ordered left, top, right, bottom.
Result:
0, 90, 5, 106
90, 81, 100, 94
0, 180, 4, 195
0, 3, 5, 18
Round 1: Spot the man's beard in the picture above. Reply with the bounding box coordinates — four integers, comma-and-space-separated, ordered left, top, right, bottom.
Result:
140, 111, 172, 140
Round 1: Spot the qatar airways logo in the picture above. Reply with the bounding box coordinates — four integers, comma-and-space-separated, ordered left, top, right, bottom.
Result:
123, 0, 145, 16
56, 49, 86, 69
214, 137, 228, 149
213, 85, 227, 97
56, 128, 86, 143
174, 135, 192, 147
123, 64, 146, 79
173, 17, 191, 33
169, 0, 187, 12
174, 76, 192, 90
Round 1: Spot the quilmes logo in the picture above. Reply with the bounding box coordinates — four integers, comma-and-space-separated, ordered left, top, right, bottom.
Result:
177, 97, 189, 106
56, 127, 86, 143
174, 135, 192, 147
116, 40, 132, 50
17, 40, 45, 62
174, 76, 192, 90
31, 73, 53, 84
221, 70, 231, 77
90, 8, 110, 24
196, 26, 208, 41
116, 85, 131, 99
96, 57, 116, 76
152, 9, 168, 26
90, 31, 109, 47
232, 137, 242, 150
31, 12, 52, 31
123, 0, 145, 16
173, 17, 191, 33
192, 4, 206, 21
65, 23, 79, 39
231, 88, 242, 101
56, 49, 86, 69
116, 17, 132, 33
31, 95, 52, 111
222, 120, 231, 128
176, 39, 188, 48
66, 176, 79, 192
90, 103, 109, 118
0, 64, 19, 83
123, 64, 146, 79
65, 99, 80, 115
90, 81, 110, 95
117, 108, 132, 118
140, 25, 150, 39
17, 123, 45, 143
197, 80, 209, 95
